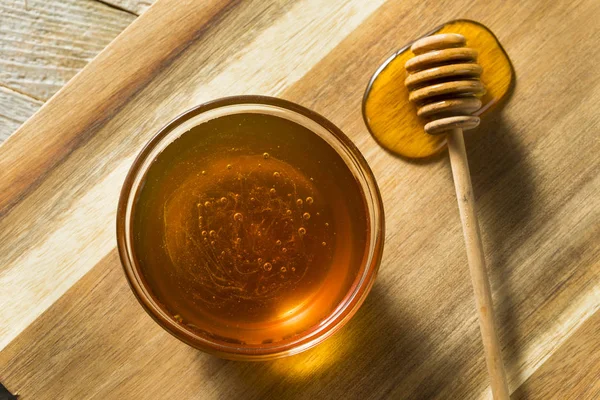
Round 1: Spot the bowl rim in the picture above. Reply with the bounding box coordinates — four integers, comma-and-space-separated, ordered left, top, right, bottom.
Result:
116, 95, 385, 360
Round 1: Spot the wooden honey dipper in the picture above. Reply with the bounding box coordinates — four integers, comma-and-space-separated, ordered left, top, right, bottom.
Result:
405, 33, 510, 400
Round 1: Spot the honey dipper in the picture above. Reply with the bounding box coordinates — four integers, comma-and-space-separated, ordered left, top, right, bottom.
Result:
405, 34, 510, 399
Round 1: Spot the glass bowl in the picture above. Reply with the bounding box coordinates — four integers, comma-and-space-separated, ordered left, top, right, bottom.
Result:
117, 96, 384, 360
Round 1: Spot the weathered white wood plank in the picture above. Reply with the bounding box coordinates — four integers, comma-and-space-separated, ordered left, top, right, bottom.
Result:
0, 0, 135, 101
0, 85, 43, 143
98, 0, 154, 16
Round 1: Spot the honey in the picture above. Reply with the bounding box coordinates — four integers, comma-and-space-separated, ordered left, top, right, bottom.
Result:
131, 112, 370, 345
363, 19, 514, 158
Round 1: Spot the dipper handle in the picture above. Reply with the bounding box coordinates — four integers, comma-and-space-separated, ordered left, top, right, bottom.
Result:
406, 34, 510, 399
448, 128, 510, 400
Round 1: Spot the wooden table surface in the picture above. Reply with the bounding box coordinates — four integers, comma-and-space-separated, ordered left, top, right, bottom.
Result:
1, 0, 599, 399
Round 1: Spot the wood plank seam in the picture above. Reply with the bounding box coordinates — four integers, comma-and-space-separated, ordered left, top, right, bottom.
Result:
0, 82, 45, 103
93, 0, 139, 16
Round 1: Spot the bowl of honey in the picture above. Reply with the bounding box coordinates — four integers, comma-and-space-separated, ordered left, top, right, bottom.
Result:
117, 96, 384, 360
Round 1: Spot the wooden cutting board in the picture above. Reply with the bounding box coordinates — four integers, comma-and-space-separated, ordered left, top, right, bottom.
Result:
1, 0, 599, 398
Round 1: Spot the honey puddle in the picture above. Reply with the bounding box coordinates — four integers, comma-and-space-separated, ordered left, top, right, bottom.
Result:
363, 19, 514, 158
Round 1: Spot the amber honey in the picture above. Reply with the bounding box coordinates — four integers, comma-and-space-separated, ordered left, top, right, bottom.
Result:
363, 19, 514, 158
131, 111, 370, 346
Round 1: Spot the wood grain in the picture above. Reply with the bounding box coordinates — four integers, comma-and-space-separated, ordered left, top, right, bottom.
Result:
0, 85, 42, 142
513, 311, 600, 399
0, 0, 136, 143
0, 0, 134, 100
98, 0, 154, 15
1, 0, 599, 398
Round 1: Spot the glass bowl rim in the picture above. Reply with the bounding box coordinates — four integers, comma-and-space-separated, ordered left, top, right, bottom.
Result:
116, 95, 385, 360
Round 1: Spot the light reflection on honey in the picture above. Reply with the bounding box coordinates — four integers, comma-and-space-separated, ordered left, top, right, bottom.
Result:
270, 319, 351, 379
